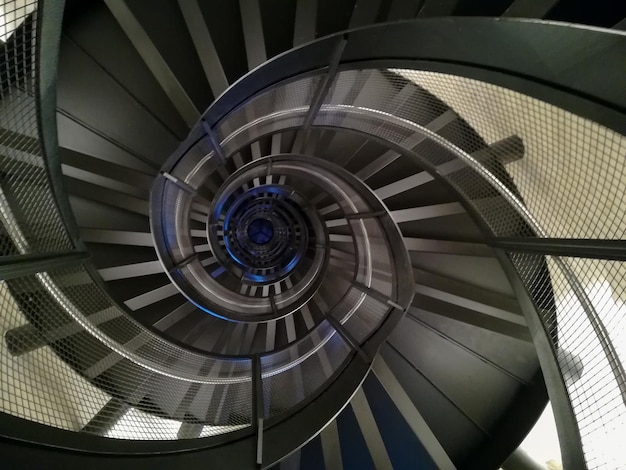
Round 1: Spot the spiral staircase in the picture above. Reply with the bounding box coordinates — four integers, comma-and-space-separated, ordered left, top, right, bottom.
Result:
0, 1, 625, 469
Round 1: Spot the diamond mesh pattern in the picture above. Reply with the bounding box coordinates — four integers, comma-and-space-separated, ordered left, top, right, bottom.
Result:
1, 3, 624, 463
0, 2, 72, 255
387, 70, 626, 241
314, 67, 626, 468
1, 266, 254, 436
511, 254, 626, 467
261, 321, 352, 419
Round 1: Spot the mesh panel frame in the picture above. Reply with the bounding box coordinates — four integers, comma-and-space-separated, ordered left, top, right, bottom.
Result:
261, 322, 352, 419
1, 3, 623, 462
0, 3, 72, 255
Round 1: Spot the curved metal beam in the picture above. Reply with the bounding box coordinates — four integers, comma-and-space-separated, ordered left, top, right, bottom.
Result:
203, 19, 626, 136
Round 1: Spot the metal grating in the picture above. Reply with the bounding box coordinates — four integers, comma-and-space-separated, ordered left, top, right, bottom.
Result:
308, 67, 626, 467
342, 294, 391, 343
216, 74, 324, 157
0, 1, 72, 255
0, 2, 623, 462
387, 69, 626, 241
362, 69, 626, 468
1, 265, 254, 436
511, 253, 626, 467
207, 62, 626, 466
261, 321, 352, 419
0, 1, 261, 437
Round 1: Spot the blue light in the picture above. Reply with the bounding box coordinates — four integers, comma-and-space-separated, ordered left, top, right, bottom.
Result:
246, 273, 266, 283
284, 255, 299, 273
247, 218, 274, 244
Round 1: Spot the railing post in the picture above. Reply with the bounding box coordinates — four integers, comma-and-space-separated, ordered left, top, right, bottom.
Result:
494, 250, 587, 469
252, 355, 263, 467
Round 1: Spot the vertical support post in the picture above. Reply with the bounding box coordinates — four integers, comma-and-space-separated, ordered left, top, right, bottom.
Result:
292, 36, 347, 153
252, 355, 264, 467
37, 0, 83, 248
326, 315, 371, 364
494, 250, 586, 469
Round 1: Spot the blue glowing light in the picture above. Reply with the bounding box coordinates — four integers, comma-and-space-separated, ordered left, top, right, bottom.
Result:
246, 273, 266, 283
247, 218, 274, 244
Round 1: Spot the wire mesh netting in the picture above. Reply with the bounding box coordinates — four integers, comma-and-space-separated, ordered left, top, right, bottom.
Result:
511, 253, 626, 468
261, 321, 352, 419
206, 62, 626, 465
1, 263, 255, 438
386, 69, 626, 241
0, 5, 255, 438
225, 65, 626, 467
1, 1, 72, 255
357, 69, 626, 468
2, 1, 624, 464
216, 74, 324, 158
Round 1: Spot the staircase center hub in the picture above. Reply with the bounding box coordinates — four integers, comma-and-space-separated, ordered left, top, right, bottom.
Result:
246, 217, 274, 245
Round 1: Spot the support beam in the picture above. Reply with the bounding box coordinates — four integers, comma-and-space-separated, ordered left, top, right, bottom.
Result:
502, 0, 559, 18
178, 0, 229, 97
280, 449, 301, 470
489, 237, 626, 261
356, 110, 456, 180
413, 284, 525, 327
104, 0, 199, 127
79, 229, 153, 247
253, 355, 264, 466
5, 307, 123, 356
374, 135, 523, 201
293, 0, 317, 47
98, 260, 163, 281
391, 202, 464, 224
0, 128, 38, 153
177, 422, 204, 439
265, 320, 277, 352
352, 281, 403, 311
297, 36, 347, 148
0, 251, 89, 281
372, 356, 456, 469
403, 237, 494, 257
418, 0, 459, 16
61, 149, 155, 189
239, 0, 267, 69
64, 178, 149, 216
153, 302, 197, 332
410, 295, 531, 342
350, 388, 393, 470
81, 398, 130, 435
124, 284, 180, 311
344, 211, 386, 220
161, 172, 213, 207
320, 420, 343, 470
413, 267, 521, 315
349, 0, 383, 28
169, 254, 199, 272
327, 315, 371, 363
4, 324, 45, 356
375, 171, 433, 200
486, 135, 524, 165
